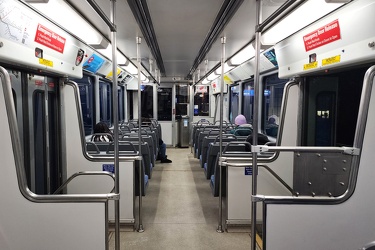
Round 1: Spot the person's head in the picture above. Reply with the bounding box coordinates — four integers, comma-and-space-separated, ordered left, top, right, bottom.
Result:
94, 122, 111, 134
268, 117, 276, 124
234, 114, 247, 126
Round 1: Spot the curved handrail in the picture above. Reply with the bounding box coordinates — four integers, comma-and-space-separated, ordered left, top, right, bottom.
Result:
258, 65, 375, 206
0, 67, 118, 203
219, 161, 293, 194
65, 80, 140, 162
53, 171, 116, 195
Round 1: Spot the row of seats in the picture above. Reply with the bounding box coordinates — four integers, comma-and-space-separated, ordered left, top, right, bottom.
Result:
191, 120, 270, 197
86, 119, 163, 196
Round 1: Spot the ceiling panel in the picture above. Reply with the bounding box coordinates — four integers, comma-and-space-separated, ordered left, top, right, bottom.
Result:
147, 0, 224, 79
65, 0, 288, 82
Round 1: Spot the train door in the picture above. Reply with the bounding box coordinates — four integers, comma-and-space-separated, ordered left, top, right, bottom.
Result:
157, 87, 173, 145
27, 74, 60, 194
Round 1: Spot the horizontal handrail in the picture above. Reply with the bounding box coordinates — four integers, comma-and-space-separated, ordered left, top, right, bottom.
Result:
252, 145, 360, 155
26, 192, 119, 203
252, 194, 336, 203
85, 153, 142, 162
219, 161, 293, 194
54, 171, 115, 195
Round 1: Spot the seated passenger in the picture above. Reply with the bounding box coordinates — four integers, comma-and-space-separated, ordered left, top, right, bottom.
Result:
92, 122, 113, 142
230, 114, 252, 136
142, 117, 172, 164
265, 115, 279, 137
157, 138, 172, 163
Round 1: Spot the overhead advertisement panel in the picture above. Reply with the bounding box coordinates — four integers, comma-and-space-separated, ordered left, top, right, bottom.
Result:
83, 53, 105, 74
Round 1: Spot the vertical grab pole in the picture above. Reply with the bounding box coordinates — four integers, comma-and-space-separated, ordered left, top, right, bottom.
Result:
190, 74, 195, 151
217, 36, 226, 233
136, 37, 144, 233
109, 1, 121, 249
251, 1, 262, 249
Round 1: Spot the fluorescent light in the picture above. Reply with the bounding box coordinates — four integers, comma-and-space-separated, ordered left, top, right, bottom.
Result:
215, 62, 235, 74
202, 78, 210, 85
124, 63, 138, 75
30, 0, 105, 46
97, 45, 127, 65
141, 73, 148, 82
230, 45, 255, 65
207, 72, 219, 81
262, 0, 345, 45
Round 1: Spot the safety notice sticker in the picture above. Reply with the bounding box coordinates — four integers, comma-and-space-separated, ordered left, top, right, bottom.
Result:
34, 23, 66, 53
303, 19, 341, 52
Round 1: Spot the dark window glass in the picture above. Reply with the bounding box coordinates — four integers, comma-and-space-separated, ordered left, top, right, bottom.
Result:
118, 86, 125, 123
262, 74, 287, 137
157, 87, 172, 120
242, 81, 254, 123
141, 85, 154, 118
33, 85, 59, 194
33, 91, 46, 194
194, 86, 209, 116
302, 67, 365, 146
99, 80, 112, 127
76, 76, 95, 135
128, 90, 134, 120
229, 84, 239, 123
176, 85, 188, 117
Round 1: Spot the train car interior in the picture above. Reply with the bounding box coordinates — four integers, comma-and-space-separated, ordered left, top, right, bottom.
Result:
2, 0, 375, 250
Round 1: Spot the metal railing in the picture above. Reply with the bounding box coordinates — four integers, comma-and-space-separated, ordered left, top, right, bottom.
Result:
53, 171, 116, 194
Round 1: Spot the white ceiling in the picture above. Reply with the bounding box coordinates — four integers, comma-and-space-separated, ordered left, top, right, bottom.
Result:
66, 0, 287, 82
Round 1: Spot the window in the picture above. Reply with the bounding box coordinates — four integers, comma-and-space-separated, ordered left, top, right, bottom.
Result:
242, 81, 254, 124
157, 87, 172, 120
262, 74, 287, 137
99, 80, 112, 126
302, 67, 365, 146
176, 84, 188, 117
118, 86, 125, 123
76, 75, 95, 135
194, 85, 209, 116
141, 85, 154, 118
229, 84, 239, 123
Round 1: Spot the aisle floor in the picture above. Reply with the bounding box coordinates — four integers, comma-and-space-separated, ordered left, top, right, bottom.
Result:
109, 147, 251, 249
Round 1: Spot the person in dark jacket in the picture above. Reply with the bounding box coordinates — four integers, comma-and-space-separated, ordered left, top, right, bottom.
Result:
92, 122, 113, 142
142, 117, 172, 163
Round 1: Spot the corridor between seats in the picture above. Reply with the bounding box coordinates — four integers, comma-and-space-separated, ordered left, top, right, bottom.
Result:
109, 147, 251, 249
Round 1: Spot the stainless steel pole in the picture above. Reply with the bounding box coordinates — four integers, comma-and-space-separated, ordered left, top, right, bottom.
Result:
110, 0, 120, 249
251, 1, 262, 249
217, 36, 226, 233
136, 36, 145, 233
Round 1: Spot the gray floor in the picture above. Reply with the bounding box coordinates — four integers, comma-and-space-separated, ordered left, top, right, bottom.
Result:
109, 147, 251, 249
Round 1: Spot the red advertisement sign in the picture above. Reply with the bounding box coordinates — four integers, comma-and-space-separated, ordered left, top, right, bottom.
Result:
303, 19, 341, 52
34, 24, 66, 53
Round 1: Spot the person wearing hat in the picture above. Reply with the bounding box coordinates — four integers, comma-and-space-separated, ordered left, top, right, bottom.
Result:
230, 114, 253, 136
